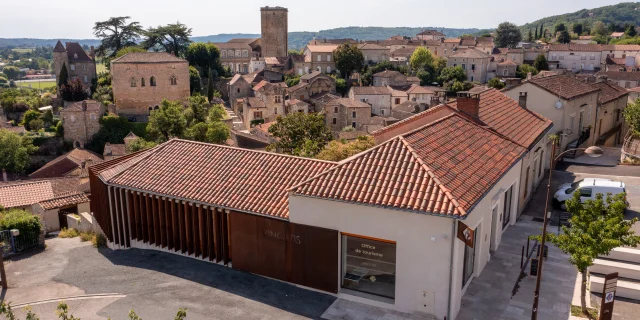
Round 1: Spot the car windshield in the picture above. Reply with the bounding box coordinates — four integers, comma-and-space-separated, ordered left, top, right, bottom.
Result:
565, 187, 575, 194
570, 180, 584, 189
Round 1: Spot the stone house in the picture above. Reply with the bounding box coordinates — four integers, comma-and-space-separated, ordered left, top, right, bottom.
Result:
405, 84, 438, 104
547, 44, 602, 72
594, 71, 640, 89
60, 100, 104, 146
216, 38, 262, 74
390, 88, 408, 108
103, 132, 139, 161
416, 30, 445, 41
111, 53, 189, 121
285, 99, 309, 114
53, 41, 97, 89
591, 80, 628, 146
229, 72, 261, 113
372, 70, 419, 87
448, 48, 491, 83
524, 48, 547, 65
389, 47, 416, 66
323, 98, 373, 132
286, 71, 336, 102
496, 60, 517, 78
260, 6, 288, 58
240, 97, 271, 129
349, 86, 392, 116
303, 45, 339, 74
29, 147, 103, 182
504, 74, 600, 152
600, 45, 640, 66
252, 80, 287, 117
358, 43, 391, 65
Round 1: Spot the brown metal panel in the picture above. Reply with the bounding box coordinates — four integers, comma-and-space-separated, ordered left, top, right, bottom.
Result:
178, 201, 185, 254
205, 208, 212, 260
256, 214, 287, 281
213, 210, 221, 262
222, 211, 229, 265
142, 194, 149, 243
167, 199, 174, 250
88, 168, 112, 243
228, 212, 259, 272
121, 189, 130, 248
109, 188, 120, 245
150, 196, 158, 246
192, 205, 200, 257
158, 197, 166, 248
126, 190, 135, 244
289, 223, 339, 293
184, 202, 192, 255
133, 193, 140, 241
117, 189, 126, 247
198, 206, 206, 259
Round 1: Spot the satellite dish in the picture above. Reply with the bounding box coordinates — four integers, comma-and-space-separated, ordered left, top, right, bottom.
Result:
555, 101, 563, 109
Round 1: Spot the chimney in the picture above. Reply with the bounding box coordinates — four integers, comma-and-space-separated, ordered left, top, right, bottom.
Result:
82, 101, 87, 111
90, 46, 95, 60
104, 142, 112, 155
2, 169, 7, 182
596, 75, 608, 83
526, 72, 533, 80
430, 96, 440, 107
456, 91, 480, 118
518, 92, 527, 109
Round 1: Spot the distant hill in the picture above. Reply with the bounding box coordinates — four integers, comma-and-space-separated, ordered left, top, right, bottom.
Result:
520, 2, 640, 33
0, 27, 480, 50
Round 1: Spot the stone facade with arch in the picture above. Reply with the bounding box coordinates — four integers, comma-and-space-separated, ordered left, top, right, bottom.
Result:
111, 52, 189, 121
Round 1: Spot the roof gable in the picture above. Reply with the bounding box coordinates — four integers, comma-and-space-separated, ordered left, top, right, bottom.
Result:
527, 74, 600, 100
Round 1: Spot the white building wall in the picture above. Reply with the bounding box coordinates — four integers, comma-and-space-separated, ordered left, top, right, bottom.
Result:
288, 160, 522, 320
351, 94, 392, 116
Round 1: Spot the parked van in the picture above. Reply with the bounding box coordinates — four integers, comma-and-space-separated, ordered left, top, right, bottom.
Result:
554, 179, 627, 209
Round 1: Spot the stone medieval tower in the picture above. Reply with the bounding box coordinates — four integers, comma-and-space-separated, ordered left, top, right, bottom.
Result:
53, 40, 68, 83
260, 6, 288, 58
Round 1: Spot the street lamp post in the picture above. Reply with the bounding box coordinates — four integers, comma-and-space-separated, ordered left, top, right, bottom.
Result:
531, 143, 603, 320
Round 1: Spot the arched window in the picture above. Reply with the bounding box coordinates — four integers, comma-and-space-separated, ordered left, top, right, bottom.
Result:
229, 50, 234, 57
221, 51, 227, 58
326, 66, 331, 73
150, 76, 156, 86
170, 75, 177, 86
130, 77, 137, 87
154, 105, 159, 110
141, 78, 146, 87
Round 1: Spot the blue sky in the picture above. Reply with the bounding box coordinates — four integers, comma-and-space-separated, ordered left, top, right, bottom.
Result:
0, 0, 628, 38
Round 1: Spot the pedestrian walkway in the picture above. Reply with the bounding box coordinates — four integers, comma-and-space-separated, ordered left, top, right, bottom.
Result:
456, 218, 578, 320
225, 106, 249, 134
322, 298, 435, 320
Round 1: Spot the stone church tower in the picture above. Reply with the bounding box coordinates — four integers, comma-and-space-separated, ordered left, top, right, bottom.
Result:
260, 6, 288, 58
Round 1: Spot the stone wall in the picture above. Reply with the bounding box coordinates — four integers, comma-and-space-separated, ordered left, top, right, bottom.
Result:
61, 108, 104, 145
112, 61, 190, 117
261, 7, 288, 57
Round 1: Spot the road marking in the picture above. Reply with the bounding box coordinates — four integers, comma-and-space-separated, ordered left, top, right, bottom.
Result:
12, 293, 126, 308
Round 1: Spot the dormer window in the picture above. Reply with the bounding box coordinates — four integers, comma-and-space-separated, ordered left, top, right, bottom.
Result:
74, 53, 78, 59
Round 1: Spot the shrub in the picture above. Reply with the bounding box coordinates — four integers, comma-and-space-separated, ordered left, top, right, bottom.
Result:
92, 233, 107, 248
58, 228, 80, 238
0, 209, 42, 245
79, 232, 94, 242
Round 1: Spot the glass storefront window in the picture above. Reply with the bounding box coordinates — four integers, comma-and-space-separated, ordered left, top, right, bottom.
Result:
341, 234, 396, 299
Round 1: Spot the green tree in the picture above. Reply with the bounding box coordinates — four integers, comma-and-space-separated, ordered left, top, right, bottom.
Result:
57, 62, 69, 87
21, 109, 41, 130
333, 43, 364, 79
185, 42, 221, 77
557, 30, 571, 44
205, 121, 230, 144
0, 128, 38, 174
42, 109, 54, 127
624, 98, 640, 134
537, 192, 640, 315
533, 54, 549, 71
626, 24, 638, 38
208, 104, 226, 122
267, 112, 332, 157
335, 77, 347, 96
146, 99, 188, 142
86, 114, 133, 152
59, 79, 88, 102
56, 303, 80, 320
447, 80, 473, 93
495, 22, 522, 48
439, 66, 466, 83
516, 64, 538, 79
188, 94, 209, 124
409, 47, 434, 71
207, 68, 214, 102
539, 23, 544, 39
527, 29, 533, 42
316, 136, 375, 161
142, 22, 192, 57
2, 66, 20, 80
572, 23, 583, 36
114, 46, 146, 59
29, 119, 44, 131
592, 21, 608, 36
126, 138, 157, 152
93, 17, 144, 58
535, 26, 539, 40
554, 22, 567, 33
487, 77, 505, 90
285, 74, 301, 87
189, 66, 201, 94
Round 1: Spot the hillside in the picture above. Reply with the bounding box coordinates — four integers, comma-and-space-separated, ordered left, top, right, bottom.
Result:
520, 2, 640, 32
0, 27, 480, 50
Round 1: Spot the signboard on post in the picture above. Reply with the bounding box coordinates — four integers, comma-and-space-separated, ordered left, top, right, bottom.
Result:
599, 272, 618, 320
457, 221, 475, 248
530, 258, 539, 276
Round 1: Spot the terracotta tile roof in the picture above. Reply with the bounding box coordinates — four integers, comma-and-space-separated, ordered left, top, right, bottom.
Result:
406, 85, 435, 95
591, 81, 628, 104
99, 139, 337, 219
548, 43, 603, 52
30, 148, 103, 179
63, 100, 103, 112
289, 54, 306, 63
264, 56, 287, 65
111, 52, 186, 64
595, 71, 640, 82
450, 48, 490, 59
498, 60, 517, 66
65, 42, 93, 62
246, 97, 266, 108
306, 45, 339, 53
527, 74, 600, 100
391, 89, 408, 97
390, 47, 416, 57
104, 143, 126, 157
446, 89, 553, 149
350, 86, 392, 95
460, 39, 477, 47
38, 192, 89, 210
604, 44, 640, 51
406, 76, 420, 83
373, 70, 404, 78
611, 32, 625, 37
0, 177, 81, 209
372, 105, 455, 137
252, 80, 269, 91
292, 113, 525, 218
358, 43, 388, 50
444, 38, 461, 44
417, 30, 445, 36
300, 70, 322, 81
287, 82, 308, 92
336, 98, 372, 109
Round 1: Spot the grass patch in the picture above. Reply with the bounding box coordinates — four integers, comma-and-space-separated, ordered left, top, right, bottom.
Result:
58, 228, 80, 238
92, 233, 107, 248
16, 80, 56, 90
570, 305, 598, 319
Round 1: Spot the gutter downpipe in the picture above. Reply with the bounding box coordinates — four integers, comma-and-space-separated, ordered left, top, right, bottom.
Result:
447, 218, 456, 320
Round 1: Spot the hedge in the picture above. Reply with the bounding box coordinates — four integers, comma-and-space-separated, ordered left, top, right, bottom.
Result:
0, 209, 42, 245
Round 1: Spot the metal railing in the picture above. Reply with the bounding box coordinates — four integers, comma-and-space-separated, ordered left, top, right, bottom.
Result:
0, 229, 41, 257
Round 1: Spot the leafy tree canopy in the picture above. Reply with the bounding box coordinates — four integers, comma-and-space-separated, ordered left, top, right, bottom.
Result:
533, 54, 549, 71
557, 30, 571, 44
316, 136, 375, 161
146, 99, 188, 142
189, 66, 202, 95
624, 98, 640, 135
495, 22, 522, 48
439, 66, 467, 84
409, 47, 434, 71
0, 129, 38, 174
487, 77, 505, 90
2, 66, 20, 80
516, 64, 538, 79
333, 43, 364, 79
93, 16, 143, 58
185, 42, 221, 77
142, 22, 192, 57
267, 112, 332, 157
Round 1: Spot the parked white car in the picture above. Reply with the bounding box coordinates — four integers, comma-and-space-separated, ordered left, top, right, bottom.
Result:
553, 178, 627, 210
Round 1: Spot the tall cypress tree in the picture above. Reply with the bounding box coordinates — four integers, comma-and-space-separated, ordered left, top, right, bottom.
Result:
528, 29, 533, 42
539, 24, 544, 38
535, 26, 539, 40
57, 62, 69, 87
207, 67, 214, 103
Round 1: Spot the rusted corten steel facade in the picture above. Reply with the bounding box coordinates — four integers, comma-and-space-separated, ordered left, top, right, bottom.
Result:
88, 140, 340, 293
